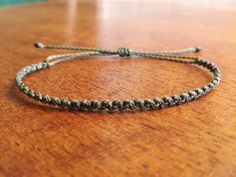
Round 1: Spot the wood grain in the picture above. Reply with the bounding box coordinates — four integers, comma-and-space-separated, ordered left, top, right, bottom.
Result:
0, 0, 236, 177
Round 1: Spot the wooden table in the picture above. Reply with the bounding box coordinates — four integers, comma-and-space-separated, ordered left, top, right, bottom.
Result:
0, 1, 236, 177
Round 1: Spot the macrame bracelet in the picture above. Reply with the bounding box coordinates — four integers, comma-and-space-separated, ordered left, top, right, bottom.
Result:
15, 42, 221, 112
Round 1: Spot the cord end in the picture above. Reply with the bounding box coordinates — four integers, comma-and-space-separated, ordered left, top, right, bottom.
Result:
34, 42, 45, 48
194, 46, 202, 52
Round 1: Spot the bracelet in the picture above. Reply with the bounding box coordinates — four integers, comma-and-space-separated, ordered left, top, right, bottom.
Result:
15, 42, 221, 112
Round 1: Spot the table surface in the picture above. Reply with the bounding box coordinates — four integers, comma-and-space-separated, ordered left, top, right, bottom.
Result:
0, 0, 236, 177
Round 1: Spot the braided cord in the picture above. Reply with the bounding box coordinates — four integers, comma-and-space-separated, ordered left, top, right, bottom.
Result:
15, 42, 221, 112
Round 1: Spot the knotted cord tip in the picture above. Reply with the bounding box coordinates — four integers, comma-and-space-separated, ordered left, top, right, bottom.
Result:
194, 46, 202, 52
34, 42, 45, 48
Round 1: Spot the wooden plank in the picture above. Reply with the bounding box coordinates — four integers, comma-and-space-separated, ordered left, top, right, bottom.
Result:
0, 1, 236, 177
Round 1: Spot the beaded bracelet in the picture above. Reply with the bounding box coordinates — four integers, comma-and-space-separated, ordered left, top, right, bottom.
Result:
15, 42, 221, 112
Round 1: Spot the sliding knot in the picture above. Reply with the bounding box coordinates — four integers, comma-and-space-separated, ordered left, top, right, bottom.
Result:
117, 47, 132, 57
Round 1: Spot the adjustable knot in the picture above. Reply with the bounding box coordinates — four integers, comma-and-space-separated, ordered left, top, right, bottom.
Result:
117, 47, 132, 57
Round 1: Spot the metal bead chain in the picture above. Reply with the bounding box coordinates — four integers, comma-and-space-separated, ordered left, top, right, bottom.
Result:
15, 42, 221, 112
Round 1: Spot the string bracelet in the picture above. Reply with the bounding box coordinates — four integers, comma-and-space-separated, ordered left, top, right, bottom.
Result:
15, 42, 221, 112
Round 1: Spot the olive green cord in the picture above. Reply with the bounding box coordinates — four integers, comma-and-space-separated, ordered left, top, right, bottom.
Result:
15, 42, 220, 112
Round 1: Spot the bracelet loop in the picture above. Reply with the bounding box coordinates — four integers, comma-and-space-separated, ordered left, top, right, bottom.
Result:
15, 42, 221, 112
